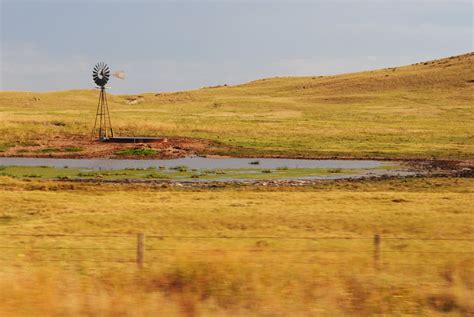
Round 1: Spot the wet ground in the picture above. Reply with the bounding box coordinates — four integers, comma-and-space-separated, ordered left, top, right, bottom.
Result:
0, 156, 471, 184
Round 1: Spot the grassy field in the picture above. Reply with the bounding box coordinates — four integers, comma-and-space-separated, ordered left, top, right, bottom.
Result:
0, 53, 473, 316
0, 53, 473, 159
0, 177, 473, 316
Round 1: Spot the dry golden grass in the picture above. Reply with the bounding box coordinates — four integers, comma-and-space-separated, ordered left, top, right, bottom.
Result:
1, 259, 473, 316
1, 53, 473, 159
1, 52, 473, 316
0, 177, 473, 316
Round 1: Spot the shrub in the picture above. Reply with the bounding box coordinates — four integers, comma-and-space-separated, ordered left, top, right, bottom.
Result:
170, 166, 188, 172
141, 261, 258, 309
51, 121, 66, 126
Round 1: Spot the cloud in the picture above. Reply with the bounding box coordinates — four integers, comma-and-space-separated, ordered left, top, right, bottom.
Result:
1, 44, 96, 91
1, 0, 471, 93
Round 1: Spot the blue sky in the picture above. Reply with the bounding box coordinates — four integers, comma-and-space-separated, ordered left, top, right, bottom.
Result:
1, 0, 472, 94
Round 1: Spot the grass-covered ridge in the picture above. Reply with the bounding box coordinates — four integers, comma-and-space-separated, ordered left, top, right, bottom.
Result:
0, 53, 473, 159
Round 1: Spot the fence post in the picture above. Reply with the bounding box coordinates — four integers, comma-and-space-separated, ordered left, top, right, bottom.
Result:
374, 233, 381, 269
137, 233, 145, 269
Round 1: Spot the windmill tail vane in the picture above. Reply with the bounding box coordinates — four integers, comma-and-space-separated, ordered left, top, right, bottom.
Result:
113, 71, 125, 80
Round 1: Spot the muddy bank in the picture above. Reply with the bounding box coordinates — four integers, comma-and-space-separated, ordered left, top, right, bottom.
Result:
0, 135, 225, 159
407, 160, 474, 177
1, 135, 473, 164
37, 163, 469, 187
52, 172, 470, 188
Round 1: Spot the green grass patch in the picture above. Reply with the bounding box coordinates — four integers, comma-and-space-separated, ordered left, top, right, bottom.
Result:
0, 144, 12, 153
64, 147, 83, 152
37, 148, 61, 153
114, 148, 158, 156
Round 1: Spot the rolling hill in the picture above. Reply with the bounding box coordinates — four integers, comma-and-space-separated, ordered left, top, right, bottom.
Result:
0, 52, 473, 159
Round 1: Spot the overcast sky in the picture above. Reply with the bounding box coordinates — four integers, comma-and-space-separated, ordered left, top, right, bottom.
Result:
1, 0, 472, 94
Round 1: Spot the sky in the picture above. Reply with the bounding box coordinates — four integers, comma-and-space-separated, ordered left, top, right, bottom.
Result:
1, 0, 473, 94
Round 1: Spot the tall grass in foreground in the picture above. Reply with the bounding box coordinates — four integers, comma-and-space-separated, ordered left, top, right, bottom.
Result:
1, 255, 473, 316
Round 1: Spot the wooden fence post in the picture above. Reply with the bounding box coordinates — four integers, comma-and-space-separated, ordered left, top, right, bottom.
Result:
374, 233, 381, 269
137, 233, 145, 269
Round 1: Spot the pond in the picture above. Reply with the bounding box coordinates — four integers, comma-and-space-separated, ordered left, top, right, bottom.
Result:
0, 156, 417, 181
0, 157, 386, 170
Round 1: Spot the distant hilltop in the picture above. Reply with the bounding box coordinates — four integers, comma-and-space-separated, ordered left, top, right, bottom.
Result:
0, 52, 472, 97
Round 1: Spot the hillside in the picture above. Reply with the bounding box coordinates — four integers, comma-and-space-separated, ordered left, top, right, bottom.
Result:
0, 53, 473, 159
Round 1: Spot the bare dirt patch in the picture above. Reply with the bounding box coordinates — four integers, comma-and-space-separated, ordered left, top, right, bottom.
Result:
0, 135, 239, 159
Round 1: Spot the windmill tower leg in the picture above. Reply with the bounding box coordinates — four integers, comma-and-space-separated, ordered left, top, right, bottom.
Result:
91, 88, 102, 140
103, 88, 114, 138
91, 87, 114, 140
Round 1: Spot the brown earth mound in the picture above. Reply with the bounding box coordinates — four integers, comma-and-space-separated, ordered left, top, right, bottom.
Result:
0, 135, 239, 159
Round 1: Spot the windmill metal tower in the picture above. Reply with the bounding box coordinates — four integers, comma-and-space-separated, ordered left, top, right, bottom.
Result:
91, 62, 114, 140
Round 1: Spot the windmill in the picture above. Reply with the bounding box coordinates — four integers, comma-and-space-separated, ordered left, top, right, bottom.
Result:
89, 63, 160, 143
91, 62, 114, 140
